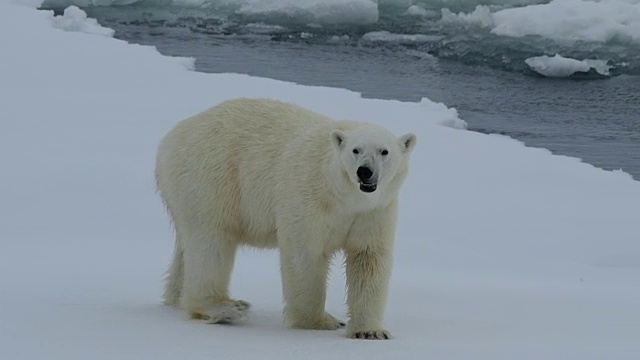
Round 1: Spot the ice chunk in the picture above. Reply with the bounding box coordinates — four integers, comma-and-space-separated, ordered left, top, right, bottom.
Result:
50, 6, 114, 37
405, 5, 430, 17
440, 0, 640, 45
419, 98, 468, 130
362, 31, 444, 44
491, 0, 640, 44
237, 0, 378, 25
440, 5, 494, 28
525, 54, 610, 77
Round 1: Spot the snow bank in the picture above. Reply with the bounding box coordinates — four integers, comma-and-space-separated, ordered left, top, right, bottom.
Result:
525, 54, 611, 77
2, 2, 640, 359
441, 0, 640, 44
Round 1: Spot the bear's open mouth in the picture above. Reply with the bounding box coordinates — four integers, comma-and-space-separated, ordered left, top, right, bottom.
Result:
359, 182, 377, 193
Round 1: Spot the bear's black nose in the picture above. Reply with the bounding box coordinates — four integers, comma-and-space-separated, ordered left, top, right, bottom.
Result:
357, 166, 374, 182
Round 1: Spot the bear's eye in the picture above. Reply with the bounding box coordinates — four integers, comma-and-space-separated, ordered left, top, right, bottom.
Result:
352, 148, 359, 154
381, 149, 389, 156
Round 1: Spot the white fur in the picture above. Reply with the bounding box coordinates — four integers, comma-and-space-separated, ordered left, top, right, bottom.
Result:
155, 98, 416, 339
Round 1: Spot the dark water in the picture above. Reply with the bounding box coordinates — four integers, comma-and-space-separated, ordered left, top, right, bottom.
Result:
62, 0, 640, 77
44, 3, 640, 179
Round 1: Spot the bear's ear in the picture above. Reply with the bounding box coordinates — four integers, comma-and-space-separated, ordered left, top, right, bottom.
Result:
398, 133, 417, 154
330, 130, 347, 150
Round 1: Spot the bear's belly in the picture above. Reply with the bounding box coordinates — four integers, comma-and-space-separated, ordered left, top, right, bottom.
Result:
238, 228, 279, 249
235, 206, 355, 253
235, 201, 279, 249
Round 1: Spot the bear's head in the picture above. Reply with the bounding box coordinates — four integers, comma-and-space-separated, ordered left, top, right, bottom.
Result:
330, 125, 416, 195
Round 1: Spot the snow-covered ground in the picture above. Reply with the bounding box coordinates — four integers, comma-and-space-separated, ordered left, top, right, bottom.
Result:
2, 1, 640, 359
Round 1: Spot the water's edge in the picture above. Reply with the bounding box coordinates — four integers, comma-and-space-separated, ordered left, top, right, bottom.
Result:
44, 4, 640, 179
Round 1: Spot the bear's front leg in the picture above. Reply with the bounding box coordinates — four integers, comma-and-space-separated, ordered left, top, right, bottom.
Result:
344, 203, 397, 340
279, 244, 345, 331
344, 247, 392, 340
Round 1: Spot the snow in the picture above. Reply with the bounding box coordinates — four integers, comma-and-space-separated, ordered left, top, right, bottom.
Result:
525, 54, 611, 77
441, 0, 640, 44
2, 1, 640, 359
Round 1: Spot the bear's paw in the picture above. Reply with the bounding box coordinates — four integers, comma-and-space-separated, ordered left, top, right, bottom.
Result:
192, 299, 251, 324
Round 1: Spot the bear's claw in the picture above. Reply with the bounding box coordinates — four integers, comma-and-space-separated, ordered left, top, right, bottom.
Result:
350, 330, 391, 340
318, 313, 346, 330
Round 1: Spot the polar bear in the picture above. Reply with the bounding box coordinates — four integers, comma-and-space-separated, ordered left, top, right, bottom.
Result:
155, 98, 416, 340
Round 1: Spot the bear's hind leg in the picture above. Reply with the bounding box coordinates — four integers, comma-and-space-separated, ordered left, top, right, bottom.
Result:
181, 231, 250, 324
162, 236, 183, 306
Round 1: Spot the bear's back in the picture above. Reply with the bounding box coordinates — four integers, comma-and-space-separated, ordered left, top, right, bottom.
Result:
156, 98, 338, 246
